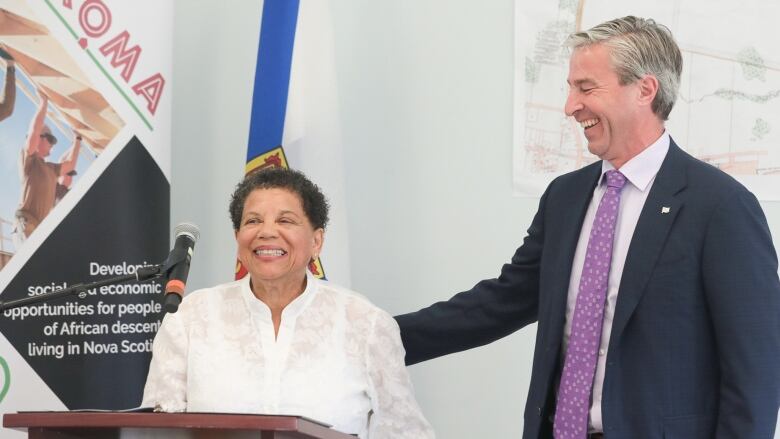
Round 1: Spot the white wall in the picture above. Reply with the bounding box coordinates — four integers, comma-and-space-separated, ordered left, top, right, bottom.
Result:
171, 0, 256, 285
173, 1, 780, 438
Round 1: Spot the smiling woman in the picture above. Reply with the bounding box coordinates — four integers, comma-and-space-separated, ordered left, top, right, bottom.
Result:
229, 169, 327, 333
142, 167, 435, 439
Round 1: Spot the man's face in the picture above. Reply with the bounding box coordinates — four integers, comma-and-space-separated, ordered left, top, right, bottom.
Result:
37, 131, 55, 157
565, 44, 644, 166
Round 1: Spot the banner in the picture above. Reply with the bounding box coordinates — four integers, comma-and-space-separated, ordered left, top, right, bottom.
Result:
241, 0, 351, 284
0, 0, 171, 424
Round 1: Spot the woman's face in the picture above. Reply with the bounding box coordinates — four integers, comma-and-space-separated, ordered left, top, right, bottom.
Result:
236, 188, 323, 289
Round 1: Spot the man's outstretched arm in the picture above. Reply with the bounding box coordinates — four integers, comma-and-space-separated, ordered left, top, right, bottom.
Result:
0, 57, 16, 122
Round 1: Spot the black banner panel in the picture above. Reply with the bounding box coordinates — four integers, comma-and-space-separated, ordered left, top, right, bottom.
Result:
0, 137, 168, 409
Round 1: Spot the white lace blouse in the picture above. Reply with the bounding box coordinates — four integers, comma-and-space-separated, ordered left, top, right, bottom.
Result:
142, 273, 434, 439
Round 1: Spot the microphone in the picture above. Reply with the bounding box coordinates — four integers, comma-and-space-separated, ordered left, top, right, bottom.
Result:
163, 222, 200, 313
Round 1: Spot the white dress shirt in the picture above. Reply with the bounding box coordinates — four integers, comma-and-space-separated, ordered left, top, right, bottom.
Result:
562, 131, 670, 432
142, 273, 434, 439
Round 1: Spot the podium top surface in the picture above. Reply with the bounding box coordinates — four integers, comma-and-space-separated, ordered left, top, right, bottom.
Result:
3, 412, 356, 439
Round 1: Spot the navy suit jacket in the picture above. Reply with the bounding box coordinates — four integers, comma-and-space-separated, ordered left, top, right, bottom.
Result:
396, 141, 780, 438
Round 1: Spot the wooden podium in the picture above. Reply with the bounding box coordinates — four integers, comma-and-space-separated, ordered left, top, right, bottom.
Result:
3, 412, 357, 438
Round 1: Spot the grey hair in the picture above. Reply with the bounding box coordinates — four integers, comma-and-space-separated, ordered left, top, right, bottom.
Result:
566, 16, 683, 120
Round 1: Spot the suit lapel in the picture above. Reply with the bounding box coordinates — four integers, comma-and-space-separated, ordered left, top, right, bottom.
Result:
609, 141, 688, 345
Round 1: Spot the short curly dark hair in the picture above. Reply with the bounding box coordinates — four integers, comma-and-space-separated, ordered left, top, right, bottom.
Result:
229, 167, 329, 231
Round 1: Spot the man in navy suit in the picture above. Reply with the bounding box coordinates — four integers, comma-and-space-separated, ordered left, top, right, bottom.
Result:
396, 16, 780, 439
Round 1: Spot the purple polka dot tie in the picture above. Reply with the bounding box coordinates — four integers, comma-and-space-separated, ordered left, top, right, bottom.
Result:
553, 170, 627, 439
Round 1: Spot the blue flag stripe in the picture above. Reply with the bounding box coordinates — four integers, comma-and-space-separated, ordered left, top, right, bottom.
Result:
246, 0, 300, 162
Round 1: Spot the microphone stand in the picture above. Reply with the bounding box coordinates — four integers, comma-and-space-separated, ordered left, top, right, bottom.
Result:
0, 265, 165, 312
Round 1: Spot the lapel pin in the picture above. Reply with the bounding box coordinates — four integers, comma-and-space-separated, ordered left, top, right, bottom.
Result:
661, 206, 671, 214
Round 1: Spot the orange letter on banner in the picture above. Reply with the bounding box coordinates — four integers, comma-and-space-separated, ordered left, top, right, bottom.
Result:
99, 31, 141, 82
132, 73, 165, 115
79, 0, 111, 38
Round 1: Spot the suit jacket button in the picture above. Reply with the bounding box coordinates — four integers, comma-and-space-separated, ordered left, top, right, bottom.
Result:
537, 406, 542, 416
